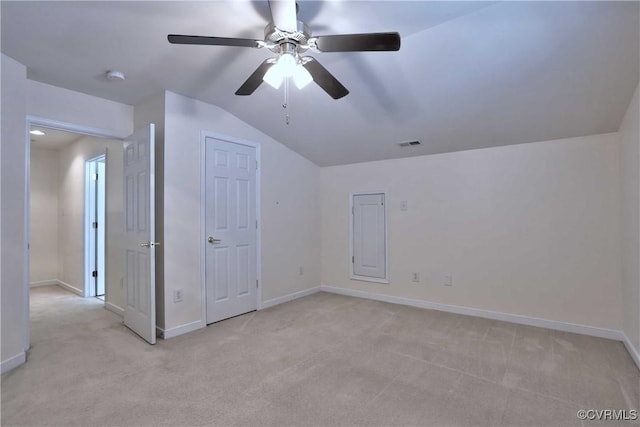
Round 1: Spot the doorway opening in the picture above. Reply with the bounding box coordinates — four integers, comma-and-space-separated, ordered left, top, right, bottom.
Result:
85, 155, 106, 300
26, 117, 128, 352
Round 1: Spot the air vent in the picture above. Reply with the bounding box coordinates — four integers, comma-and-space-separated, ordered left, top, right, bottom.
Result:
398, 141, 421, 147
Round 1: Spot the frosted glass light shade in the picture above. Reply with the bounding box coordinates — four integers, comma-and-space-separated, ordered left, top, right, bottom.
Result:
263, 53, 312, 89
277, 53, 297, 76
263, 63, 284, 89
292, 65, 313, 89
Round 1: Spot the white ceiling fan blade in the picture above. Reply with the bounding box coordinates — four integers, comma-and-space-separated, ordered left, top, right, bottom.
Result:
268, 0, 297, 33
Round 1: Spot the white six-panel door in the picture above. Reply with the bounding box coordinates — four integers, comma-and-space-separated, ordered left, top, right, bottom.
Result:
123, 124, 156, 344
205, 137, 257, 324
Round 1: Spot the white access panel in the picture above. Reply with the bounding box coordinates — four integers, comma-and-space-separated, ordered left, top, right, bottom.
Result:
352, 193, 387, 281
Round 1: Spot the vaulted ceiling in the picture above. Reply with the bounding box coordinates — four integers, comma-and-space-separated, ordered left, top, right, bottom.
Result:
2, 1, 638, 166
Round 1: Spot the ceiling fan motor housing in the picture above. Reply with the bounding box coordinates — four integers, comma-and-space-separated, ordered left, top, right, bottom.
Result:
265, 21, 311, 54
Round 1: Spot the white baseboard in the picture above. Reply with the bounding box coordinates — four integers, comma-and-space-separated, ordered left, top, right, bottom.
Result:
621, 332, 640, 371
1, 351, 26, 374
157, 320, 206, 339
260, 286, 322, 310
29, 279, 58, 288
156, 287, 322, 339
104, 302, 124, 316
320, 285, 625, 342
56, 280, 83, 296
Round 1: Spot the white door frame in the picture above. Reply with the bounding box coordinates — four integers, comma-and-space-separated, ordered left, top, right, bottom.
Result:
84, 153, 106, 298
200, 131, 262, 324
24, 115, 128, 352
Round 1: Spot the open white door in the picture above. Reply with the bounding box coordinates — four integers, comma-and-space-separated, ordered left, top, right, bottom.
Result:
123, 124, 156, 344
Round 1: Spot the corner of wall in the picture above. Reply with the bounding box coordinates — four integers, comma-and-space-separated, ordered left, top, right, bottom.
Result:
619, 82, 640, 356
1, 53, 28, 366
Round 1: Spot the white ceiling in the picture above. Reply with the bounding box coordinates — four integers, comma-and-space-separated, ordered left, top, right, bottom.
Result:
30, 127, 82, 150
3, 1, 638, 166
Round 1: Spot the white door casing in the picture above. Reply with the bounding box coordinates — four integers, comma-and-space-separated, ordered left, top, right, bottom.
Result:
205, 137, 258, 324
96, 160, 106, 297
85, 156, 106, 297
85, 158, 99, 297
24, 115, 130, 357
352, 193, 387, 281
123, 124, 156, 344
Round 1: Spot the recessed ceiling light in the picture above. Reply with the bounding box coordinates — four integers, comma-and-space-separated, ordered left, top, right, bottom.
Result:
30, 130, 46, 136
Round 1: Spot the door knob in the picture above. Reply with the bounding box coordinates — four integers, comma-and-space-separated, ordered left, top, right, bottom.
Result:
208, 236, 221, 244
140, 242, 160, 248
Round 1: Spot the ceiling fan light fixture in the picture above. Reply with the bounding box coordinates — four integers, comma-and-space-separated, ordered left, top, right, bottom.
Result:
263, 52, 297, 89
277, 52, 297, 76
292, 65, 312, 89
263, 63, 284, 89
263, 52, 311, 89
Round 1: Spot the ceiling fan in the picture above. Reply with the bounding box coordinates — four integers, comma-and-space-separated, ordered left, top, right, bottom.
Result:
167, 0, 401, 99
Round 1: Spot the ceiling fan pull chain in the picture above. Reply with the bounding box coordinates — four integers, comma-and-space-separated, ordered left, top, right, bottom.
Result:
283, 78, 291, 125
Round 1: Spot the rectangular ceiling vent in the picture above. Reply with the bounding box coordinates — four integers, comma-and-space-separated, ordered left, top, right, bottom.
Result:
398, 140, 421, 147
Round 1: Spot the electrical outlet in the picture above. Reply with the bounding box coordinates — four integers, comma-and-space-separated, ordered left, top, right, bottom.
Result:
173, 289, 183, 303
412, 272, 420, 283
299, 266, 304, 276
444, 274, 453, 286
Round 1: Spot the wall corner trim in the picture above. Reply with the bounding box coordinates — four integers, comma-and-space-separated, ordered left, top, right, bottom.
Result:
320, 285, 627, 342
621, 332, 640, 371
158, 320, 206, 340
1, 352, 26, 374
105, 302, 124, 317
260, 286, 322, 310
55, 280, 83, 296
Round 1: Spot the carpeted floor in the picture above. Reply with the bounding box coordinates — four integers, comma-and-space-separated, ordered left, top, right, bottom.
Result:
1, 285, 638, 426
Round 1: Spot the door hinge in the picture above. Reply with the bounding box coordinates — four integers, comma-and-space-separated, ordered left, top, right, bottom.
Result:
352, 256, 355, 264
92, 221, 98, 229
352, 207, 354, 215
255, 160, 258, 170
256, 279, 259, 288
92, 270, 98, 278
256, 220, 258, 229
93, 173, 98, 181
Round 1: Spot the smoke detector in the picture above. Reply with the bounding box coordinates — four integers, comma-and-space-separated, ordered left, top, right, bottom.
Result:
106, 70, 126, 82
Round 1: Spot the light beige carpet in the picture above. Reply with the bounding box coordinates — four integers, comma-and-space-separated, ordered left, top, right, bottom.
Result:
1, 285, 638, 426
